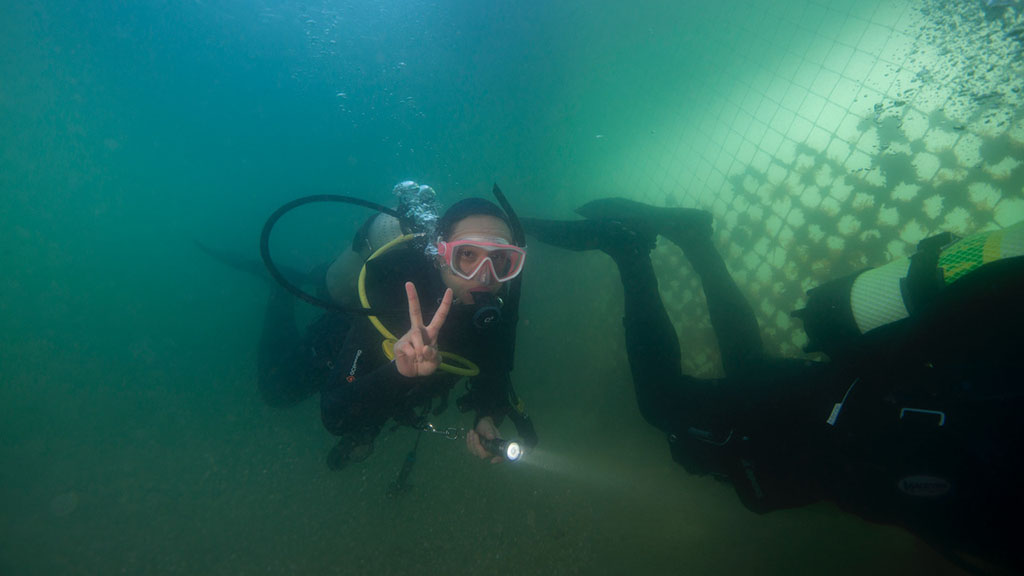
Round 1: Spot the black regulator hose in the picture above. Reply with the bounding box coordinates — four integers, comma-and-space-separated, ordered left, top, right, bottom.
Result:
259, 194, 403, 315
491, 183, 525, 370
491, 183, 525, 248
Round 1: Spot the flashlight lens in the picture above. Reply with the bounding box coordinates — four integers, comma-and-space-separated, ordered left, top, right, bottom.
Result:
505, 442, 522, 462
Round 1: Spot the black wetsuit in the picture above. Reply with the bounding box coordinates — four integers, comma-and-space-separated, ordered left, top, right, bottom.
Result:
610, 236, 1024, 570
320, 245, 521, 440
257, 279, 350, 408
257, 243, 522, 444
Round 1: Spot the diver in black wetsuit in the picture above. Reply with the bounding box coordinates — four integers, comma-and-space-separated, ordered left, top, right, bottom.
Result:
194, 241, 349, 409
257, 194, 536, 470
522, 199, 1024, 574
255, 206, 405, 409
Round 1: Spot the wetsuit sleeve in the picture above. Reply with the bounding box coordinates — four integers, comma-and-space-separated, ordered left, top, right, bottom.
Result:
458, 371, 539, 448
320, 319, 412, 436
471, 372, 514, 420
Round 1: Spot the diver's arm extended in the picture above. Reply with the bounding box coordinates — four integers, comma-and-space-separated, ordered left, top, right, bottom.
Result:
460, 372, 538, 460
458, 371, 519, 423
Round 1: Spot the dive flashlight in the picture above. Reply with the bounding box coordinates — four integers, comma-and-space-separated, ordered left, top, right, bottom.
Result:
482, 437, 522, 462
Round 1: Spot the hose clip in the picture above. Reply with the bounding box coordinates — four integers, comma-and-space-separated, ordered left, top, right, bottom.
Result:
422, 422, 464, 440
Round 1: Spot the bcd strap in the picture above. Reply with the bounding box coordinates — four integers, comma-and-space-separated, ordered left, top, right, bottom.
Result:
901, 232, 958, 316
791, 269, 866, 355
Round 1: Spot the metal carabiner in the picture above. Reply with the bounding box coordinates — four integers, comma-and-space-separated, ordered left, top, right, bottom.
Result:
421, 422, 464, 440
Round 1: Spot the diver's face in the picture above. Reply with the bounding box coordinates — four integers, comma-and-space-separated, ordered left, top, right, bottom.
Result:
439, 215, 515, 305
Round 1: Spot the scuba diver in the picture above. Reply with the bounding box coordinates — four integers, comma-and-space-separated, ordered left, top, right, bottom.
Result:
317, 190, 536, 469
521, 198, 1024, 575
219, 181, 536, 472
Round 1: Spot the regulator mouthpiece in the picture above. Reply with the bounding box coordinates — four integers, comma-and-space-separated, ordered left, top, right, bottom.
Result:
470, 291, 502, 329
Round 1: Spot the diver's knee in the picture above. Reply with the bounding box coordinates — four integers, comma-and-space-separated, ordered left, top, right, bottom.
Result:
634, 390, 672, 432
258, 370, 315, 408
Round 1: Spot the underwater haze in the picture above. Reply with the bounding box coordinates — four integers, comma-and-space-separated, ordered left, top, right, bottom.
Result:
2, 1, 1022, 575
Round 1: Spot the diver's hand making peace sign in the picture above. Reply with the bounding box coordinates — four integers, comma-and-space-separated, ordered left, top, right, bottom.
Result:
394, 282, 454, 378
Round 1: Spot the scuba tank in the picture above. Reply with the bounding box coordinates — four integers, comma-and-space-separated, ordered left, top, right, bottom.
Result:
793, 221, 1024, 358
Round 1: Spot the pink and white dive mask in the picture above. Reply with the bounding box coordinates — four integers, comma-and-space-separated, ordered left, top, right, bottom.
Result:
435, 236, 526, 283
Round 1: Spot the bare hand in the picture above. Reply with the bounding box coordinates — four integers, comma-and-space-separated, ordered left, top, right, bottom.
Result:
466, 416, 503, 463
393, 282, 453, 378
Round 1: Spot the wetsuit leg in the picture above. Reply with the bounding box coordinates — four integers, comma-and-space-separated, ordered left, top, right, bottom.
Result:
257, 288, 323, 407
560, 198, 763, 375
674, 236, 765, 377
520, 216, 709, 432
612, 249, 700, 433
